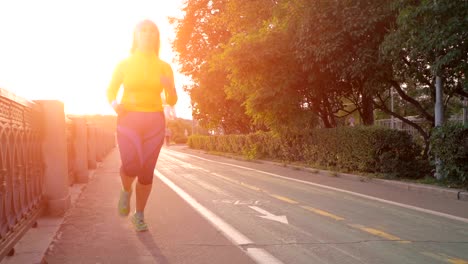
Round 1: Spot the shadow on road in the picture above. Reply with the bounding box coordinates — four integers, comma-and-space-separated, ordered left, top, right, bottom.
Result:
136, 231, 170, 264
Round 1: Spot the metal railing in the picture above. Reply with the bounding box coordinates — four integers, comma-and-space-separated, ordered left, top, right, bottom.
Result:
0, 88, 44, 258
85, 115, 116, 164
375, 116, 465, 138
0, 88, 117, 260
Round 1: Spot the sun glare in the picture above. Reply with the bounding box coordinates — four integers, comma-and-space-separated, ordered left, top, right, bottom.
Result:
0, 0, 191, 119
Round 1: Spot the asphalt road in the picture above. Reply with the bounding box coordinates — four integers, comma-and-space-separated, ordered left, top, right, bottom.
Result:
156, 147, 468, 264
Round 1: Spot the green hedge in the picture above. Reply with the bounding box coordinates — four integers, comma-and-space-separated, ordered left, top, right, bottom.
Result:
172, 135, 188, 144
430, 124, 468, 187
303, 127, 426, 178
188, 127, 427, 179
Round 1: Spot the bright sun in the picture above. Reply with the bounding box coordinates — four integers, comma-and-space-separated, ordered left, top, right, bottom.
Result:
0, 0, 192, 119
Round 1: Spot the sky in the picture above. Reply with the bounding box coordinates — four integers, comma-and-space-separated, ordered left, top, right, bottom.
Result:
0, 0, 193, 120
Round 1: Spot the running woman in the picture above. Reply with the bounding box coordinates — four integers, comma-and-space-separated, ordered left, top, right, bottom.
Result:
106, 19, 178, 231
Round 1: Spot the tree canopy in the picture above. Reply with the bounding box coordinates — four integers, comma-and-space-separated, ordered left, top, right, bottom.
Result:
171, 0, 467, 144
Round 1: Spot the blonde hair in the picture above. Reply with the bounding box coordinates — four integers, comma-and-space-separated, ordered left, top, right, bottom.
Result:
130, 19, 160, 56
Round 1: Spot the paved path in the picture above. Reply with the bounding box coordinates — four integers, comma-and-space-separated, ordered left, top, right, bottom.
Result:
3, 144, 467, 264
157, 147, 468, 263
41, 148, 254, 264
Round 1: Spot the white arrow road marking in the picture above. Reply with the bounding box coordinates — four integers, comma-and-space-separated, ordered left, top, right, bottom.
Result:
249, 206, 289, 225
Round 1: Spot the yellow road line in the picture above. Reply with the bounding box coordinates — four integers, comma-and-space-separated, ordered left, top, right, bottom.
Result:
240, 182, 262, 191
211, 173, 262, 191
270, 194, 299, 204
211, 173, 238, 184
350, 224, 411, 244
448, 257, 468, 264
421, 252, 468, 264
301, 206, 345, 221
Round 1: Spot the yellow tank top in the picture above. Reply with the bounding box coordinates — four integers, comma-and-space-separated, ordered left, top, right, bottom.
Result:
106, 50, 178, 112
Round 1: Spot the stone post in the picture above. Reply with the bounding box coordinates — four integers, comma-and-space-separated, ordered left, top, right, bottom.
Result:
71, 117, 88, 183
36, 100, 70, 216
87, 122, 97, 169
96, 128, 103, 162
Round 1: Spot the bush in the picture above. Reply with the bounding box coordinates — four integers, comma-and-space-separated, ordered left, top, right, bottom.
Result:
302, 127, 424, 178
187, 127, 425, 179
430, 124, 468, 188
173, 136, 188, 144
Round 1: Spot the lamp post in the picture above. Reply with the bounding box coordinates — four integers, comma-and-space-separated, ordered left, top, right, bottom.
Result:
390, 87, 394, 129
463, 97, 468, 125
433, 0, 444, 180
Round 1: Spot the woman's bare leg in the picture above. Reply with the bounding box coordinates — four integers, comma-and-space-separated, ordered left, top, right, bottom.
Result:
120, 169, 135, 192
135, 182, 152, 212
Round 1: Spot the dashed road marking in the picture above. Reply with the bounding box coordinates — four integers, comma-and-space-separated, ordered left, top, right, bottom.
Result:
349, 224, 411, 244
301, 206, 345, 221
448, 257, 468, 264
241, 182, 262, 191
270, 194, 299, 204
421, 252, 468, 264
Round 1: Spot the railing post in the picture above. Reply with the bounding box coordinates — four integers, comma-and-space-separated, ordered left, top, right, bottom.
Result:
96, 128, 103, 162
71, 117, 89, 183
87, 122, 97, 169
36, 100, 70, 216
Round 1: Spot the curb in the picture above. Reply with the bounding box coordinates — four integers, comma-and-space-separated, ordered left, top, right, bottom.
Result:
259, 160, 468, 202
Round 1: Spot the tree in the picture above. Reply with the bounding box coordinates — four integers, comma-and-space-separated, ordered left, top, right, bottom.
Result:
170, 0, 253, 134
167, 118, 192, 144
215, 0, 322, 133
172, 0, 467, 151
292, 0, 397, 126
379, 0, 468, 156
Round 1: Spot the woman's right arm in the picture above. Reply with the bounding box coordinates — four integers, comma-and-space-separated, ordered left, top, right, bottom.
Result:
106, 61, 125, 105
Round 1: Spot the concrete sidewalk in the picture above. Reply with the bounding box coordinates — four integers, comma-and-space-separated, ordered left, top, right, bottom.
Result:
2, 148, 254, 264
1, 184, 86, 264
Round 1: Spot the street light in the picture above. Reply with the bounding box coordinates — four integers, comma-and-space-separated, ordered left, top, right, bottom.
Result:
390, 87, 394, 129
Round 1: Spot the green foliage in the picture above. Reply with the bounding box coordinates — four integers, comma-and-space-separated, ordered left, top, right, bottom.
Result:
215, 0, 321, 133
167, 118, 192, 144
291, 0, 396, 126
302, 127, 425, 178
380, 0, 468, 127
175, 0, 467, 176
430, 124, 468, 187
386, 0, 468, 80
188, 127, 426, 179
171, 0, 254, 134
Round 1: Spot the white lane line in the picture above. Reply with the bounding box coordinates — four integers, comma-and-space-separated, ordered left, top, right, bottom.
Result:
155, 170, 284, 264
164, 150, 468, 224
